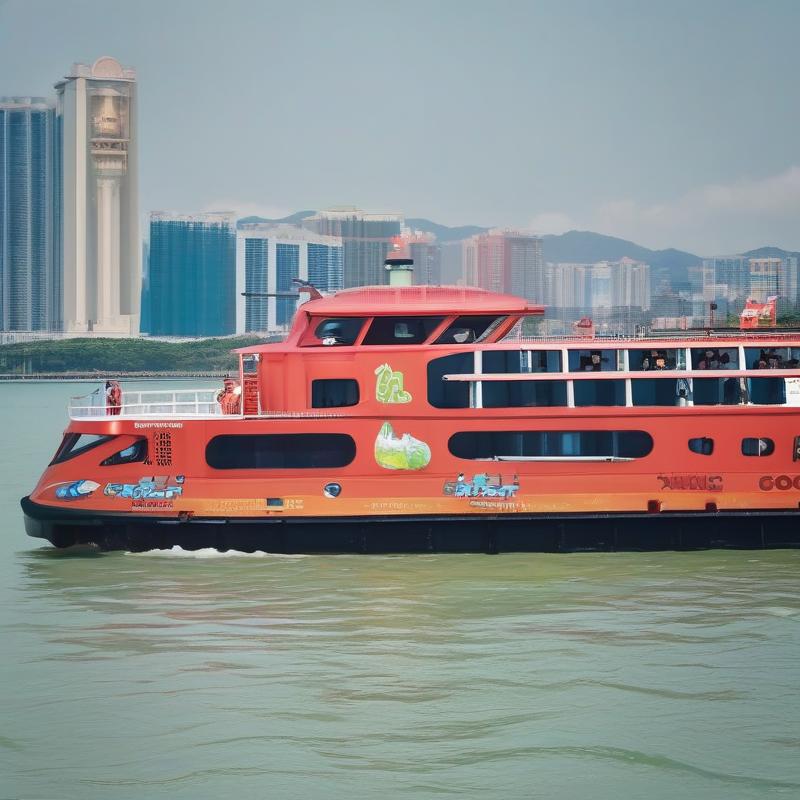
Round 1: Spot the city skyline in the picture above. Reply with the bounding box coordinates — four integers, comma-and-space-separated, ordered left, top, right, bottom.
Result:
1, 0, 798, 255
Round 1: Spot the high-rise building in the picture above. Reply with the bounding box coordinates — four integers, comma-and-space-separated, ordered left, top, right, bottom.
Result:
612, 257, 651, 309
701, 256, 750, 303
700, 254, 799, 313
303, 207, 401, 288
462, 229, 544, 299
394, 230, 441, 285
0, 97, 59, 331
544, 259, 651, 333
748, 257, 780, 303
148, 212, 236, 337
440, 240, 464, 284
56, 57, 140, 334
779, 256, 799, 312
235, 223, 343, 334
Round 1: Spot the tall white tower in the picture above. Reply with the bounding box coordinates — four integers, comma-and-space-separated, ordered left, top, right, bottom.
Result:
56, 57, 139, 334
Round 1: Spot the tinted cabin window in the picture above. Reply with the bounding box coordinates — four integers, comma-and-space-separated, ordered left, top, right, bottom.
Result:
688, 437, 714, 455
574, 379, 626, 407
483, 350, 561, 374
449, 430, 653, 460
101, 439, 148, 466
741, 437, 774, 457
428, 353, 473, 408
207, 434, 356, 469
745, 347, 790, 405
632, 378, 682, 406
749, 378, 786, 405
50, 433, 116, 465
691, 347, 738, 370
693, 377, 742, 406
362, 316, 444, 345
568, 349, 620, 372
745, 346, 800, 371
483, 381, 567, 408
313, 318, 365, 345
434, 315, 506, 345
311, 379, 359, 408
630, 348, 682, 371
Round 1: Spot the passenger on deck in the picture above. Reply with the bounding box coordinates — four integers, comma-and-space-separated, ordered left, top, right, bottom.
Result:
217, 377, 242, 415
580, 351, 605, 371
105, 380, 122, 415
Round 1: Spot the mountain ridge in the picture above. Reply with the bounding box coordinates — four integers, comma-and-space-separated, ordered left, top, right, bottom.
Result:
233, 211, 798, 284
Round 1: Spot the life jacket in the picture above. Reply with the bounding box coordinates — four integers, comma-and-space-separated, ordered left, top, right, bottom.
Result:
218, 379, 241, 414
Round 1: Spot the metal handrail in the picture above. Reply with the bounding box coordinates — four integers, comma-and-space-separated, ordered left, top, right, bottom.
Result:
69, 387, 223, 419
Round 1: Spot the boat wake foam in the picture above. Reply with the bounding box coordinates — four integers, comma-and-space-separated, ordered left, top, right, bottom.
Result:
127, 545, 307, 559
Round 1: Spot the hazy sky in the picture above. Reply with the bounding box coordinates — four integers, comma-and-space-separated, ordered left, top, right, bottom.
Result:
1, 0, 798, 254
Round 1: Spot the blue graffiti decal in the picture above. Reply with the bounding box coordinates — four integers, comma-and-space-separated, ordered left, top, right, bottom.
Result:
104, 476, 184, 500
55, 480, 100, 500
444, 473, 520, 499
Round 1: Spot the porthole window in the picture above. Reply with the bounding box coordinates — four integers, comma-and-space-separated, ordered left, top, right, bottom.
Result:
688, 437, 714, 456
741, 437, 774, 457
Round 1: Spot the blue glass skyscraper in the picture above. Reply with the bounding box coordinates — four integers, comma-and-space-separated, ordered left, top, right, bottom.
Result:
236, 223, 343, 334
148, 213, 236, 337
0, 97, 59, 331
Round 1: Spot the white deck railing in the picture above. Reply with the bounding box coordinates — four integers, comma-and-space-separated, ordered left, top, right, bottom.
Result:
69, 388, 223, 419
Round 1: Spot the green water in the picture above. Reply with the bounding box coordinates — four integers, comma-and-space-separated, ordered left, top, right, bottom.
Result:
2, 383, 799, 799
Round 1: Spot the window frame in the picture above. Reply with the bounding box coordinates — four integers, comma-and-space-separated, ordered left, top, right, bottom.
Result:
310, 378, 360, 409
206, 433, 357, 470
448, 429, 654, 461
741, 437, 775, 457
688, 437, 714, 456
433, 315, 509, 345
100, 438, 148, 466
50, 433, 117, 465
361, 315, 446, 346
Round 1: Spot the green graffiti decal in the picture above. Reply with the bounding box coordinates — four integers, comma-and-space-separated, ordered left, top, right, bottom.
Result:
374, 363, 412, 404
374, 422, 431, 470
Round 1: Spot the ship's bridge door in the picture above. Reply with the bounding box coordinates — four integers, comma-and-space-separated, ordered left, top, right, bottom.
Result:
241, 354, 260, 415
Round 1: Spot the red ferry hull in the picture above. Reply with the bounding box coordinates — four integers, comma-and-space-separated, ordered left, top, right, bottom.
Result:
20, 496, 800, 552
20, 284, 800, 552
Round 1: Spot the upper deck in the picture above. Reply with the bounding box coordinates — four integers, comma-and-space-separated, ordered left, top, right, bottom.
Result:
68, 285, 800, 419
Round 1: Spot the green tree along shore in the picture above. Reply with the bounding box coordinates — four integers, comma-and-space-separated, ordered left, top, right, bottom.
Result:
0, 336, 263, 374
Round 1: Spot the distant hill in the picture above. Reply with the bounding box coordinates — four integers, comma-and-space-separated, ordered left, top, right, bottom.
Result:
541, 230, 700, 283
405, 218, 488, 242
237, 210, 315, 228
231, 211, 800, 286
742, 246, 800, 260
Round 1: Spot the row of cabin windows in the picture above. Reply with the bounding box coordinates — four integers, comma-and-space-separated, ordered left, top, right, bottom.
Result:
51, 432, 795, 470
204, 433, 792, 467
427, 354, 794, 409
304, 322, 800, 374
311, 379, 789, 412
309, 349, 800, 409
312, 315, 506, 347
690, 436, 782, 457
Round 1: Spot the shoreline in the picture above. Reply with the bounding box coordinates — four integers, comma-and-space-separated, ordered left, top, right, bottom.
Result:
0, 372, 226, 382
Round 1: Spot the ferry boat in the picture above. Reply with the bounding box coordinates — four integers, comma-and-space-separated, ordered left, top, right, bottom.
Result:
20, 263, 800, 552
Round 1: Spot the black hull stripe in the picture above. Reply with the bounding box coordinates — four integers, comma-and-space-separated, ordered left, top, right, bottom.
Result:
20, 496, 800, 553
